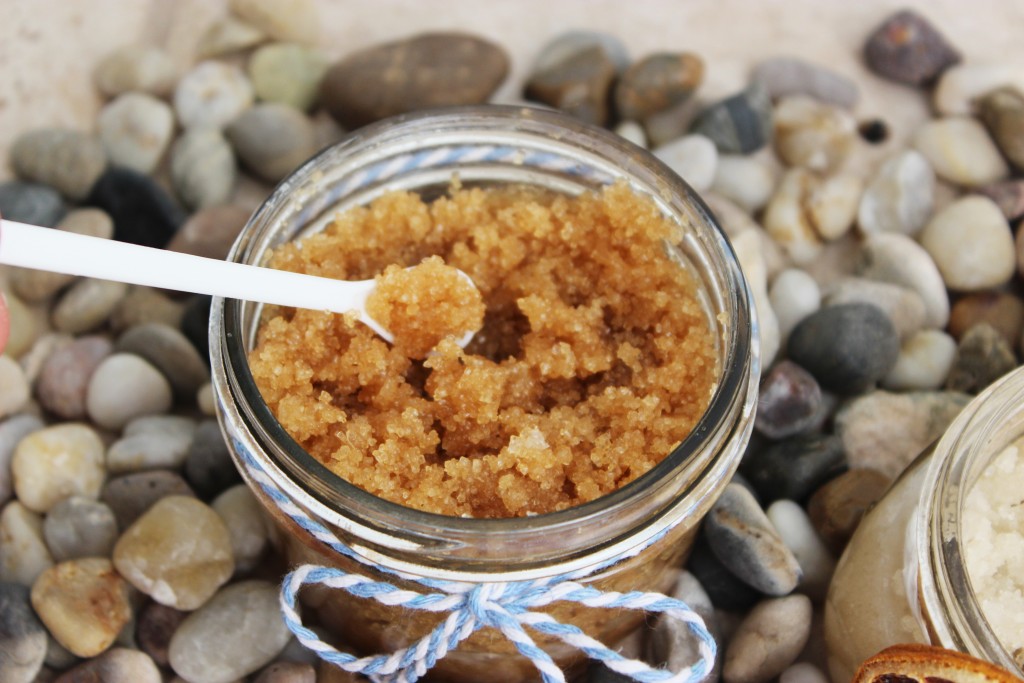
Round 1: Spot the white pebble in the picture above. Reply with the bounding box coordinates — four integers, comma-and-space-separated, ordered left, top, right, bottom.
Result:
858, 233, 950, 329
174, 61, 254, 130
772, 96, 856, 173
912, 117, 1008, 188
212, 485, 269, 573
824, 278, 926, 341
780, 662, 829, 683
0, 356, 30, 419
86, 353, 173, 431
98, 93, 175, 174
763, 169, 824, 265
12, 424, 106, 513
766, 500, 835, 602
197, 383, 217, 416
614, 120, 647, 148
712, 154, 777, 213
769, 269, 821, 342
0, 501, 53, 585
107, 416, 197, 474
653, 134, 718, 193
883, 329, 958, 391
733, 230, 780, 367
934, 63, 1024, 116
724, 595, 812, 683
805, 173, 862, 241
919, 195, 1015, 291
857, 150, 935, 236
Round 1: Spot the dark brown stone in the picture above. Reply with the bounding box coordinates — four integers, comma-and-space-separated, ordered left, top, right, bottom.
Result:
977, 87, 1024, 171
863, 10, 960, 86
807, 468, 891, 554
948, 291, 1024, 348
135, 601, 188, 667
945, 323, 1018, 394
613, 52, 704, 122
320, 33, 508, 129
524, 46, 616, 126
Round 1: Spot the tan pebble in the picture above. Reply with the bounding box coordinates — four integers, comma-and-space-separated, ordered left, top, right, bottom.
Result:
12, 424, 105, 513
763, 168, 824, 265
772, 96, 856, 173
0, 501, 53, 585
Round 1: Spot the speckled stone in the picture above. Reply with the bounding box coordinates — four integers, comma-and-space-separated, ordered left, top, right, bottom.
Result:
614, 52, 703, 122
9, 130, 106, 201
170, 127, 237, 211
690, 82, 773, 154
42, 497, 118, 562
863, 9, 960, 86
51, 279, 127, 335
723, 595, 812, 683
12, 424, 105, 514
945, 323, 1018, 394
0, 415, 44, 505
109, 287, 185, 333
0, 182, 65, 227
94, 45, 176, 98
249, 43, 327, 111
807, 468, 892, 554
0, 583, 47, 683
97, 94, 175, 175
524, 45, 617, 126
35, 336, 112, 420
101, 471, 196, 530
226, 103, 317, 182
115, 324, 210, 401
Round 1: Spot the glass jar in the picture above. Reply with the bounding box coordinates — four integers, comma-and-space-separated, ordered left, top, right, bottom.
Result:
210, 105, 759, 682
825, 366, 1024, 683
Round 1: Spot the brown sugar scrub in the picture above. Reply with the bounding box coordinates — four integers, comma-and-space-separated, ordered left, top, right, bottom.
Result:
248, 181, 718, 518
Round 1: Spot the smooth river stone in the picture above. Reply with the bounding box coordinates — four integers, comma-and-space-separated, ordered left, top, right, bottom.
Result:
42, 497, 118, 562
752, 56, 858, 108
0, 583, 47, 683
94, 45, 176, 98
0, 502, 53, 586
0, 181, 65, 228
135, 601, 188, 667
934, 63, 1024, 116
977, 87, 1024, 171
0, 415, 44, 505
711, 154, 777, 214
86, 353, 173, 431
614, 52, 704, 122
115, 323, 210, 401
53, 648, 161, 683
919, 195, 1015, 292
690, 82, 773, 154
51, 279, 127, 334
9, 129, 107, 201
863, 10, 960, 86
30, 558, 131, 657
168, 581, 292, 683
196, 17, 267, 59
824, 277, 926, 341
912, 117, 1008, 187
101, 470, 196, 530
806, 468, 892, 554
741, 433, 846, 504
857, 232, 949, 329
174, 62, 254, 130
772, 96, 856, 173
12, 424, 105, 514
86, 167, 187, 248
763, 169, 824, 266
113, 496, 234, 610
647, 570, 719, 683
249, 43, 327, 111
35, 336, 112, 420
856, 149, 934, 237
652, 134, 718, 192
946, 323, 1018, 395
97, 93, 175, 175
723, 595, 812, 683
106, 415, 196, 475
524, 45, 617, 126
755, 360, 822, 440
0, 357, 29, 420
882, 329, 959, 392
765, 500, 835, 601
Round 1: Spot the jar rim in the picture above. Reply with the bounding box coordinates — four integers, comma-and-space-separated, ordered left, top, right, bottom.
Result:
212, 105, 759, 574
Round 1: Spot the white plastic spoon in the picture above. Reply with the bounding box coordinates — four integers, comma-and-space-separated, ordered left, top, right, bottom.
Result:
0, 219, 477, 346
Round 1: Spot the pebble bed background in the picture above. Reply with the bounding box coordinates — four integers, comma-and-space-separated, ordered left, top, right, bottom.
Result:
2, 1, 1024, 683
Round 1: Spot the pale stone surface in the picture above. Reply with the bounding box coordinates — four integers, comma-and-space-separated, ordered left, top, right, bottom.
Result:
86, 354, 173, 431
723, 595, 812, 683
211, 485, 269, 573
0, 502, 53, 586
919, 196, 1016, 292
912, 117, 1009, 187
883, 329, 958, 391
11, 424, 105, 514
653, 134, 718, 192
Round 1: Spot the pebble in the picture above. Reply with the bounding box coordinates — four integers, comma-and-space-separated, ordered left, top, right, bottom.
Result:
94, 45, 176, 98
856, 150, 934, 237
110, 287, 186, 333
807, 468, 891, 554
824, 277, 926, 341
51, 279, 127, 335
704, 484, 801, 596
613, 120, 647, 148
0, 583, 47, 683
170, 127, 237, 211
652, 134, 718, 193
752, 57, 858, 109
934, 63, 1024, 116
115, 323, 210, 401
212, 485, 268, 573
731, 231, 781, 368
19, 334, 71, 387
197, 383, 217, 416
755, 361, 823, 440
30, 558, 131, 657
0, 182, 65, 227
0, 502, 53, 585
863, 9, 960, 86
768, 269, 821, 342
0, 357, 30, 419
44, 634, 78, 671
788, 303, 900, 394
42, 498, 118, 562
977, 88, 1024, 171
97, 94, 174, 175
101, 471, 196, 530
135, 602, 188, 668
185, 420, 243, 498
531, 31, 630, 75
35, 336, 112, 420
3, 291, 39, 361
882, 329, 959, 391
949, 292, 1024, 348
106, 416, 197, 474
196, 17, 267, 58
614, 52, 704, 122
9, 130, 107, 201
12, 424, 105, 514
804, 173, 862, 241
780, 662, 830, 683
690, 82, 773, 154
946, 323, 1018, 394
0, 416, 44, 505
919, 195, 1015, 291
772, 96, 856, 173
741, 434, 845, 504
857, 232, 950, 328
648, 571, 718, 683
87, 167, 187, 248
686, 535, 762, 612
524, 46, 617, 126
249, 43, 328, 112
167, 205, 250, 260
52, 648, 161, 683
253, 662, 316, 683
181, 296, 214, 361
226, 103, 317, 182
835, 390, 970, 478
722, 594, 812, 683
168, 581, 292, 683
711, 155, 777, 213
229, 0, 319, 43
321, 33, 508, 130
979, 179, 1024, 222
763, 169, 824, 265
765, 500, 835, 601
912, 117, 1008, 187
174, 62, 255, 130
113, 496, 233, 610
85, 354, 173, 431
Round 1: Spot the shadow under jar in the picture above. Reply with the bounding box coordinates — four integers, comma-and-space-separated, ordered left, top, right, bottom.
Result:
210, 106, 759, 683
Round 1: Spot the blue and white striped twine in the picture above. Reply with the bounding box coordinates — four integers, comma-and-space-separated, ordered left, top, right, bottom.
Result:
240, 142, 715, 682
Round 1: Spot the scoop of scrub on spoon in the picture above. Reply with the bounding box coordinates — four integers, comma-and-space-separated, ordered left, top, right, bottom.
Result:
0, 218, 482, 348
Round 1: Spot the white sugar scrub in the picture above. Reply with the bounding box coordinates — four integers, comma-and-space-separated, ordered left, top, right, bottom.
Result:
963, 437, 1024, 663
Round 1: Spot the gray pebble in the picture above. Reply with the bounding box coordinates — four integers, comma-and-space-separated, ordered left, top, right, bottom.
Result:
174, 62, 254, 130
109, 287, 186, 333
723, 595, 812, 683
823, 277, 927, 341
857, 150, 935, 237
648, 571, 719, 683
226, 103, 317, 182
35, 336, 113, 420
43, 634, 78, 671
42, 497, 118, 562
531, 30, 630, 75
863, 10, 960, 86
94, 46, 176, 98
106, 416, 197, 475
170, 128, 237, 211
752, 57, 858, 108
212, 485, 269, 573
185, 421, 241, 499
704, 484, 801, 596
86, 353, 173, 431
858, 233, 950, 329
52, 647, 160, 683
0, 583, 47, 683
167, 205, 250, 261
741, 434, 845, 504
115, 323, 210, 401
253, 662, 316, 683
614, 52, 704, 123
51, 280, 127, 335
0, 502, 53, 586
690, 82, 773, 154
249, 43, 327, 111
101, 471, 196, 530
97, 94, 175, 175
0, 182, 65, 227
9, 130, 106, 201
0, 416, 45, 505
946, 323, 1018, 394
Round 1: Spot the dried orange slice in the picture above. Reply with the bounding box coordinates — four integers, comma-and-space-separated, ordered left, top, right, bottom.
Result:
853, 644, 1023, 683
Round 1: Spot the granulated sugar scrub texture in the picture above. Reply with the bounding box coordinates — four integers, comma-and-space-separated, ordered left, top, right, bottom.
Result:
211, 106, 758, 682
